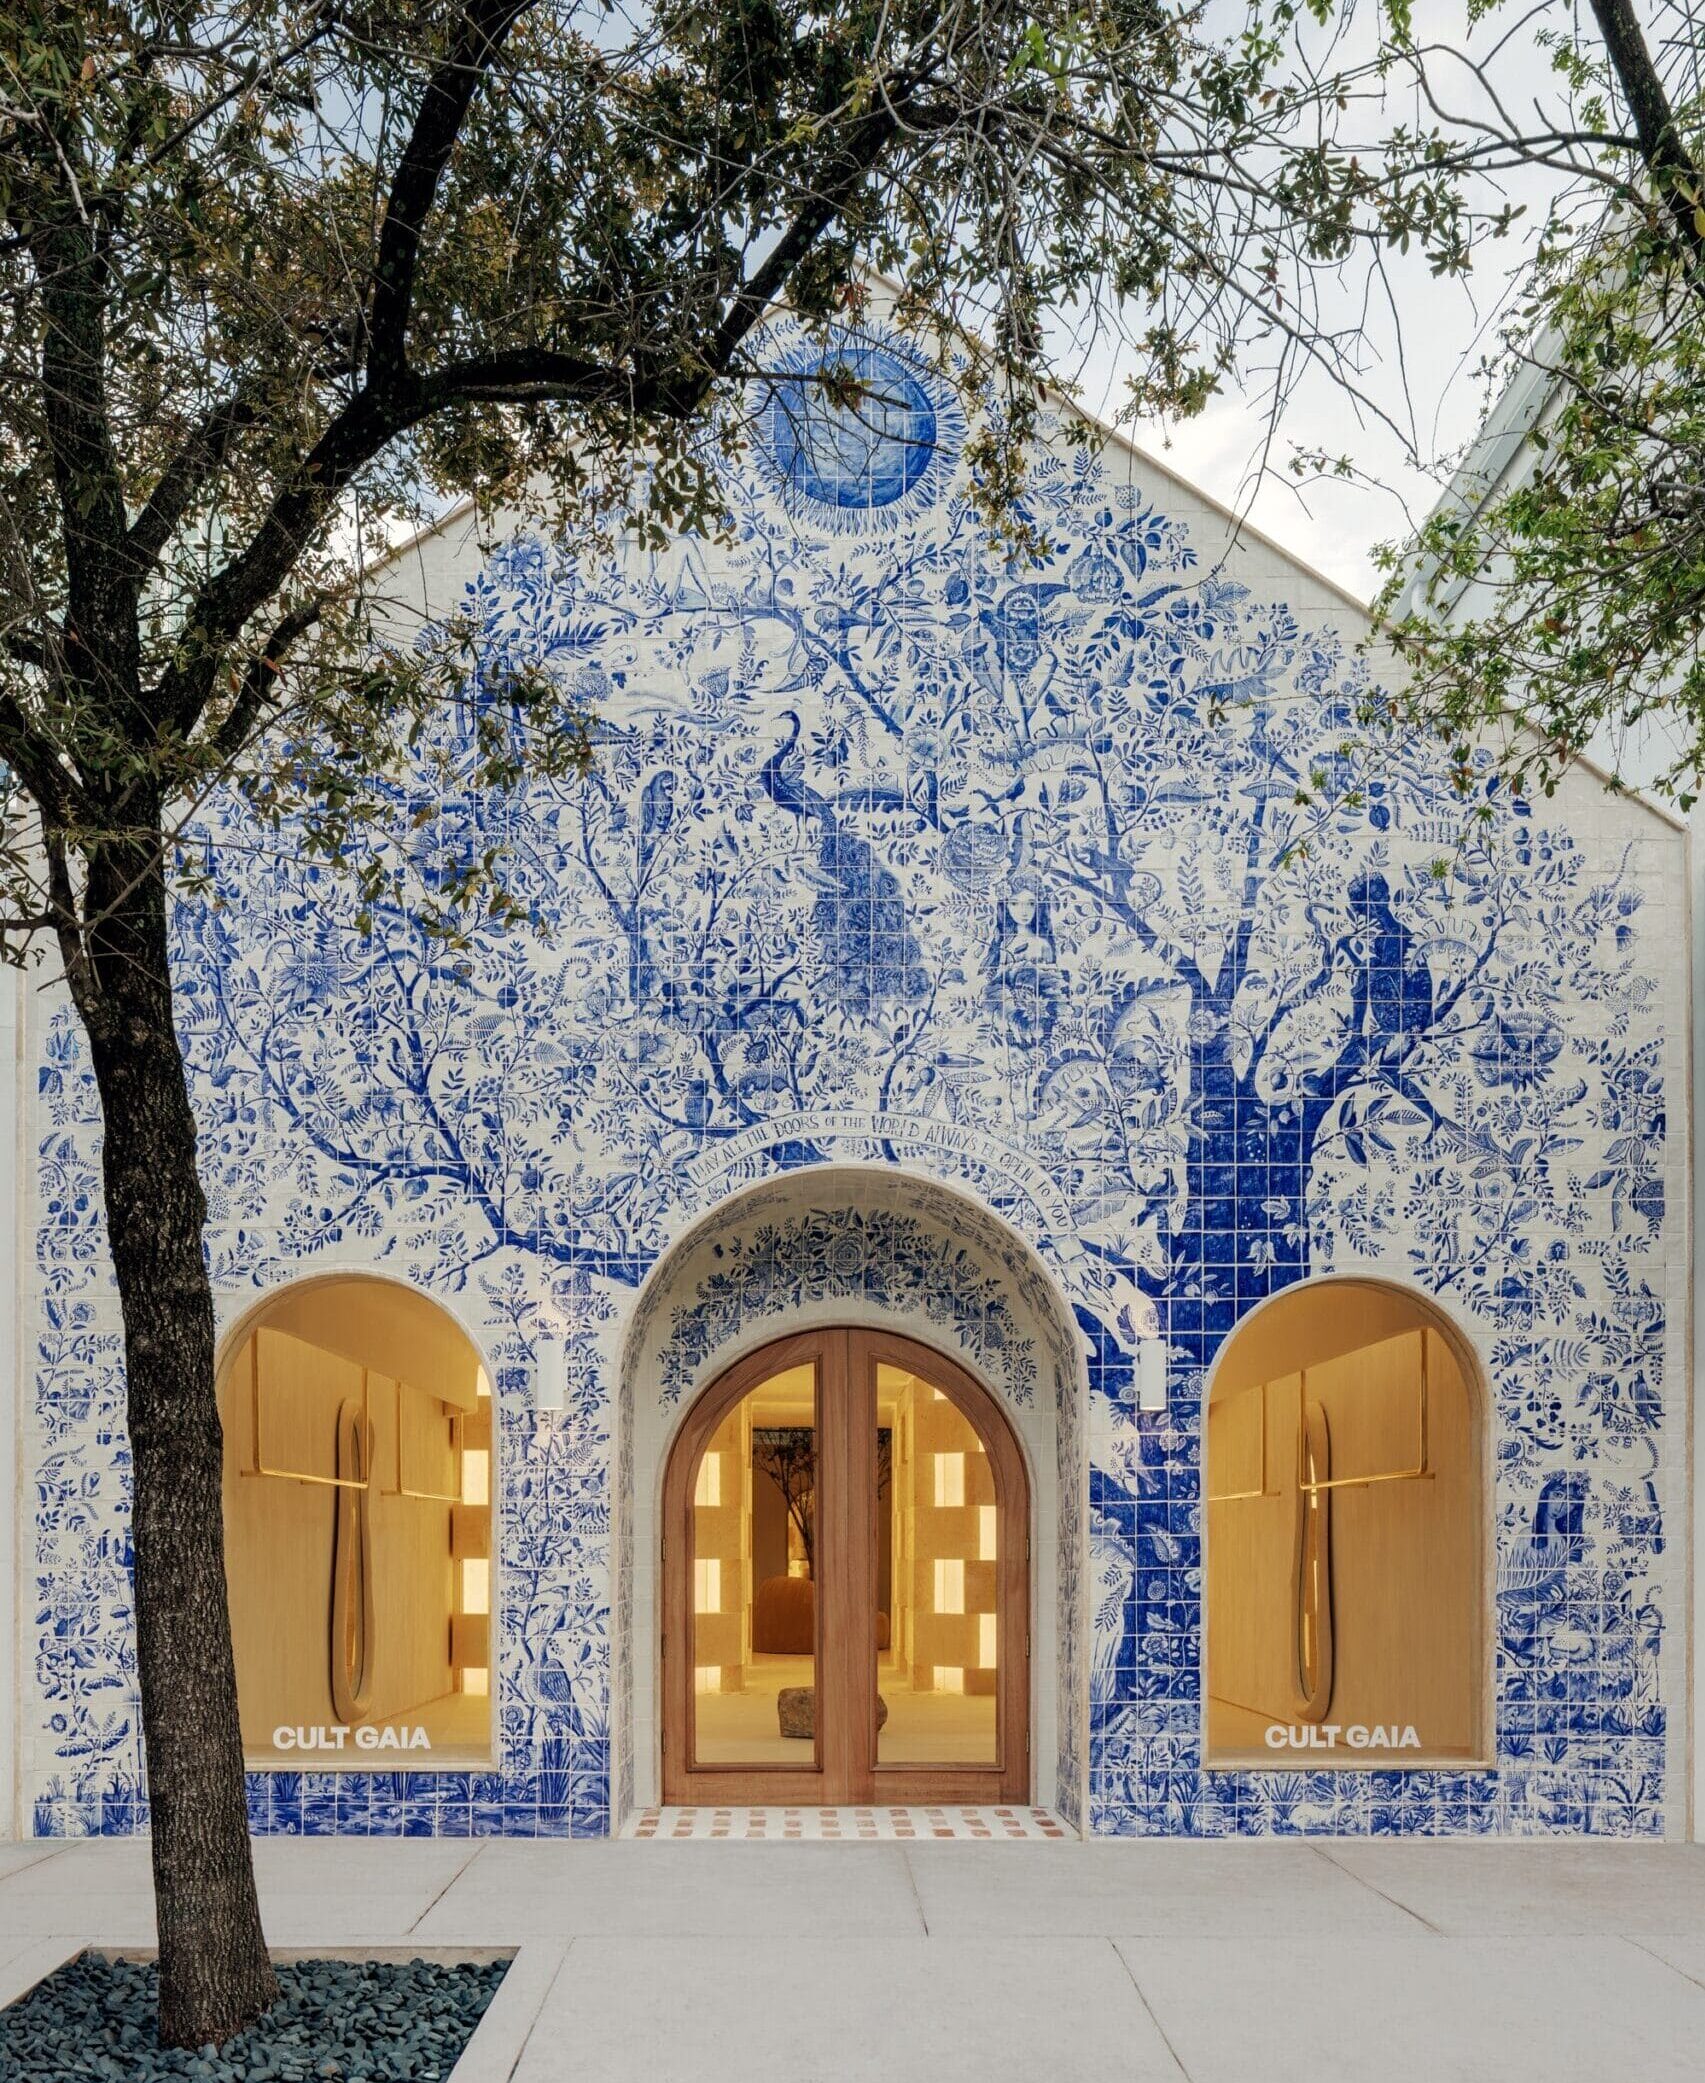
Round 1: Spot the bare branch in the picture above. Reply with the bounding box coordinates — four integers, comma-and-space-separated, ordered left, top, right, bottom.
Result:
209, 594, 326, 761
127, 392, 262, 570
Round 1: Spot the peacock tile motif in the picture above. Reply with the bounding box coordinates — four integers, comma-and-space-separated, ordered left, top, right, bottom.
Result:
21, 318, 1687, 1839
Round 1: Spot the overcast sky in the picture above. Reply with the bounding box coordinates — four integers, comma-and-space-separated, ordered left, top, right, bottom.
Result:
1052, 2, 1628, 601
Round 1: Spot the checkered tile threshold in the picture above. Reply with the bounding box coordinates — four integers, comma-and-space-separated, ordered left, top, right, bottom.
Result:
625, 1805, 1070, 1840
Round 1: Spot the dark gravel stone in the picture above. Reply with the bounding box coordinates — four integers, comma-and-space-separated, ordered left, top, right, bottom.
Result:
0, 1953, 509, 2081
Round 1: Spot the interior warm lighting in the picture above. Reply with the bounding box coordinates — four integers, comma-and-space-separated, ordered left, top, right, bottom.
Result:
1205, 1308, 1483, 1769
675, 1338, 1021, 1783
220, 1278, 497, 1768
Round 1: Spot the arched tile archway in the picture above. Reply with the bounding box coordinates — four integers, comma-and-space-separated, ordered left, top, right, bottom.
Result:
614, 1165, 1090, 1826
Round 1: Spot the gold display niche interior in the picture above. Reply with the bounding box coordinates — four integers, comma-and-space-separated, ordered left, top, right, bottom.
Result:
1205, 1281, 1490, 1772
218, 1277, 494, 1768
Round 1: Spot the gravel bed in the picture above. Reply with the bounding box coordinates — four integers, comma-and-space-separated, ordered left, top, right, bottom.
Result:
0, 1952, 509, 2080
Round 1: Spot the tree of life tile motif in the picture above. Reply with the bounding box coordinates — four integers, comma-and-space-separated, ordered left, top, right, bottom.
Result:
27, 319, 1677, 1841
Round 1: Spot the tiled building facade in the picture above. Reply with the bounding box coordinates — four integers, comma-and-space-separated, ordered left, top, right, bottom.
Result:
4, 318, 1690, 1840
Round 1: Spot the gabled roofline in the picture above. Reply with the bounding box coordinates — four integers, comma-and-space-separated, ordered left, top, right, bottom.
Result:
1035, 376, 1378, 620
1392, 337, 1559, 624
359, 287, 1682, 836
364, 279, 1378, 621
362, 491, 479, 589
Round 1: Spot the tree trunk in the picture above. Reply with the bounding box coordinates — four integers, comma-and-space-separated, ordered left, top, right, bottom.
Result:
76, 819, 279, 2048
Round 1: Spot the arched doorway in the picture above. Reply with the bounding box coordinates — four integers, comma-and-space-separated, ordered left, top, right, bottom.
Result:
662, 1327, 1030, 1803
216, 1275, 495, 1766
1204, 1277, 1490, 1770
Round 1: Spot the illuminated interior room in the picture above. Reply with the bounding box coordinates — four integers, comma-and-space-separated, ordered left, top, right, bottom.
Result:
877, 1362, 1001, 1767
1205, 1280, 1486, 1769
685, 1355, 1003, 1770
216, 1276, 494, 1765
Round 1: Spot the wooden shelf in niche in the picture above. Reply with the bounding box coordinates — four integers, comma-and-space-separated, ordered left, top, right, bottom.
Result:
1205, 1318, 1486, 1772
219, 1299, 495, 1768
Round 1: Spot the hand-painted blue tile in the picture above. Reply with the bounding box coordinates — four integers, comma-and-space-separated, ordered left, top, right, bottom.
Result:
20, 312, 1684, 1846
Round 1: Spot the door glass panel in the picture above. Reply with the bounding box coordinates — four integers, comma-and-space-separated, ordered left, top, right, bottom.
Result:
690, 1362, 819, 1766
875, 1363, 998, 1766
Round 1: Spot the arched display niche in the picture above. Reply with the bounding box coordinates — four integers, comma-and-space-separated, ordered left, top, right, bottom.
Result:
1202, 1273, 1493, 1772
215, 1271, 498, 1768
614, 1163, 1090, 1827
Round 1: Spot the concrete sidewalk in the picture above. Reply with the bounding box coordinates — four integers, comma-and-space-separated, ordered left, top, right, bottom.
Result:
6, 1835, 1705, 2080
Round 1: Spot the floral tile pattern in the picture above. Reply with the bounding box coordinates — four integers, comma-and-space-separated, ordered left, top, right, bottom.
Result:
22, 316, 1687, 1840
658, 1205, 1044, 1408
617, 1168, 1086, 1825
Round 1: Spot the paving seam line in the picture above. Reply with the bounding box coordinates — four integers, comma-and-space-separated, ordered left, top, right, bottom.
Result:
1623, 1935, 1705, 1999
1109, 1937, 1194, 2083
406, 1841, 489, 1935
1306, 1842, 1442, 1935
898, 1846, 931, 1937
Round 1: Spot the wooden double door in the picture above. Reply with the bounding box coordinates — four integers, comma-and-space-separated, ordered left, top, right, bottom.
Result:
662, 1327, 1030, 1804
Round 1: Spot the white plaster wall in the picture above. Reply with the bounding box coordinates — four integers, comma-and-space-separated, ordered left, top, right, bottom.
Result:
1419, 415, 1699, 1838
1, 962, 21, 1837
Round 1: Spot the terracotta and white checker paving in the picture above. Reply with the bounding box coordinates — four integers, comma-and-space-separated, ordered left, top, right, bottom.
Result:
626, 1805, 1070, 1840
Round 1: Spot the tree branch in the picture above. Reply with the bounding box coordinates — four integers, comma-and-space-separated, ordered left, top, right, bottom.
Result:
42, 824, 98, 1027
25, 207, 136, 692
420, 345, 645, 409
1588, 0, 1705, 284
127, 392, 261, 570
0, 684, 81, 819
703, 91, 918, 380
209, 596, 326, 762
149, 389, 407, 736
366, 0, 538, 387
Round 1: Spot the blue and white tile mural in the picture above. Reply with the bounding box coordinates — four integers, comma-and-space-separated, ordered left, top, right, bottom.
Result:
24, 318, 1687, 1839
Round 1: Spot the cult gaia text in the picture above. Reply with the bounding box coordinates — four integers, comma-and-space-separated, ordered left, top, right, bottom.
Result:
1263, 1724, 1422, 1751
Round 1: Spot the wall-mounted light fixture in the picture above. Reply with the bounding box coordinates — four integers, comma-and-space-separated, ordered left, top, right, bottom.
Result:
534, 1337, 568, 1416
1134, 1337, 1168, 1414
